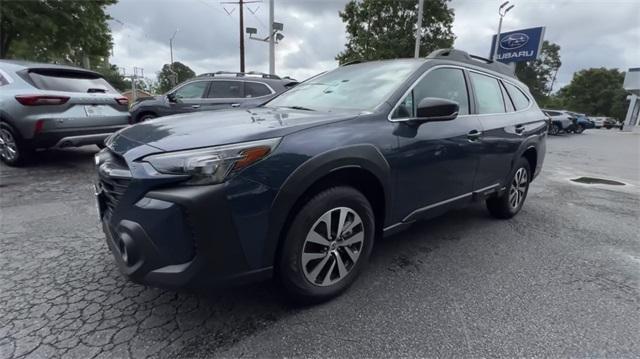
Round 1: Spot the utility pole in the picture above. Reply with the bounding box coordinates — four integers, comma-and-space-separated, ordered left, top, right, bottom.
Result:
223, 0, 260, 73
239, 0, 245, 72
123, 67, 144, 102
414, 0, 424, 58
492, 1, 515, 61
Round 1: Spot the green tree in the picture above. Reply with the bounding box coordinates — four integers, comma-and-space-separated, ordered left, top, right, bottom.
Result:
0, 0, 117, 66
157, 62, 196, 93
515, 41, 562, 104
336, 0, 455, 64
557, 68, 628, 120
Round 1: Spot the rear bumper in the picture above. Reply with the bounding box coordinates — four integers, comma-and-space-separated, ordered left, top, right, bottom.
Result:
31, 125, 128, 148
98, 180, 272, 289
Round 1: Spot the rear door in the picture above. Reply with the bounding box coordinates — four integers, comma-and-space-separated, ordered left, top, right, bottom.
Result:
470, 71, 533, 189
201, 80, 245, 110
392, 66, 483, 219
24, 69, 129, 129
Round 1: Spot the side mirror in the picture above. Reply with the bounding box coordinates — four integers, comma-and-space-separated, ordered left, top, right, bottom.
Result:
415, 97, 459, 122
166, 93, 177, 103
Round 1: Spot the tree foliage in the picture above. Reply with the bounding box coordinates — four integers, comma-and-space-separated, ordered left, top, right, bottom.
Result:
157, 62, 196, 93
336, 0, 455, 64
0, 0, 117, 65
557, 68, 628, 120
515, 41, 561, 104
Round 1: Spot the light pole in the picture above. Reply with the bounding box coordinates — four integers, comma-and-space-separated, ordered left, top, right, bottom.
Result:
492, 1, 515, 61
414, 0, 424, 58
169, 28, 179, 86
268, 0, 275, 75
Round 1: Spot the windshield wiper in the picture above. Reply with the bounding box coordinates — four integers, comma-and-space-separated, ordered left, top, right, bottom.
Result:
279, 106, 316, 111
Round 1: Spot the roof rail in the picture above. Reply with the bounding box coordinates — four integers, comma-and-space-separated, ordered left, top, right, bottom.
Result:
197, 71, 281, 80
427, 48, 515, 77
341, 59, 364, 66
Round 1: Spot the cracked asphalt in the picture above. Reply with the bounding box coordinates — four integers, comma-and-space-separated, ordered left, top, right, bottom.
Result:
1, 130, 639, 358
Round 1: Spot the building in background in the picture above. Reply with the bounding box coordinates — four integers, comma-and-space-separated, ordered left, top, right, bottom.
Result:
622, 68, 640, 132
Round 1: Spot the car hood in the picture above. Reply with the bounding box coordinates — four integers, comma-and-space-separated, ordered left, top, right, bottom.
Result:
111, 107, 361, 156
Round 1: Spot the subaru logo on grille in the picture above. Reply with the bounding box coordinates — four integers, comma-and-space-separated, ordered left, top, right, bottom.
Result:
500, 33, 529, 50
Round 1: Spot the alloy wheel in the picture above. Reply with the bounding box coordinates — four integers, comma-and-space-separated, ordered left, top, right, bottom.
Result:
509, 167, 528, 209
0, 128, 18, 162
301, 207, 364, 286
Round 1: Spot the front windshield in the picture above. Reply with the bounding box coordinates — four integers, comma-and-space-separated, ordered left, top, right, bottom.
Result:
266, 60, 422, 112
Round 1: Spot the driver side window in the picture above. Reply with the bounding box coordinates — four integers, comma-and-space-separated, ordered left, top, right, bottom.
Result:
174, 81, 208, 99
392, 68, 469, 119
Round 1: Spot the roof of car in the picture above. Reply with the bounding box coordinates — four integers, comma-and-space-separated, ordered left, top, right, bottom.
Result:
0, 59, 100, 75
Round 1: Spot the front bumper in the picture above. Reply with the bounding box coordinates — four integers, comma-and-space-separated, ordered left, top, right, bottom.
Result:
96, 162, 272, 289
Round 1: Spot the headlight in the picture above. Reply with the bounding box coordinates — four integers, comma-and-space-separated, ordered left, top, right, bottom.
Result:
142, 137, 281, 185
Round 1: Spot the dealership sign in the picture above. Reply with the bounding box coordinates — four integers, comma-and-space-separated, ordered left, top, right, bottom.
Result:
490, 27, 546, 63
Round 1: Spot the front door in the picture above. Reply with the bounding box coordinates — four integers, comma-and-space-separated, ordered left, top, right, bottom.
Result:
392, 67, 483, 221
169, 80, 210, 114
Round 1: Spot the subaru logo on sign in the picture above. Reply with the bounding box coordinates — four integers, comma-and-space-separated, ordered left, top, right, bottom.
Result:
500, 33, 530, 50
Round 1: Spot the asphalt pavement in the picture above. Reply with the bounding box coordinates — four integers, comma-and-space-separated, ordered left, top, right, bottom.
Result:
1, 129, 638, 358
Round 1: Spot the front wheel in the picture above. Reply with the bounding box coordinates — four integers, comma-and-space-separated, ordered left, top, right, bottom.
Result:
575, 124, 585, 134
548, 123, 561, 135
278, 186, 375, 303
486, 157, 531, 219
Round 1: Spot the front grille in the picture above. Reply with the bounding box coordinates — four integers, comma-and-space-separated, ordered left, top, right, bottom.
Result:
100, 176, 130, 214
97, 150, 132, 216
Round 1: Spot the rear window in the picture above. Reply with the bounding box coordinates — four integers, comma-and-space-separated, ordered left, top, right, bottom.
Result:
27, 70, 118, 94
244, 82, 272, 98
504, 82, 530, 111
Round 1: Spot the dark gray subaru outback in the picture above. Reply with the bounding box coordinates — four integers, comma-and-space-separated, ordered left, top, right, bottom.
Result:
95, 49, 547, 302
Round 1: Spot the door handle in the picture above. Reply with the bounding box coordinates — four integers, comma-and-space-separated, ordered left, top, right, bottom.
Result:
230, 103, 240, 108
515, 125, 525, 134
467, 129, 482, 141
191, 105, 201, 109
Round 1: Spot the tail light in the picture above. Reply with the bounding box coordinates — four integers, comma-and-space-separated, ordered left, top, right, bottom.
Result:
115, 97, 129, 106
15, 95, 70, 106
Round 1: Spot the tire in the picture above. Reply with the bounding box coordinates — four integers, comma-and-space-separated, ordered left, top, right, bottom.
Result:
0, 122, 31, 167
575, 124, 585, 134
548, 123, 560, 136
138, 113, 156, 122
278, 186, 375, 303
486, 157, 531, 219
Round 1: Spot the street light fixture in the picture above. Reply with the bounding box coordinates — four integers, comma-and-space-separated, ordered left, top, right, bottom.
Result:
492, 1, 515, 61
246, 21, 285, 75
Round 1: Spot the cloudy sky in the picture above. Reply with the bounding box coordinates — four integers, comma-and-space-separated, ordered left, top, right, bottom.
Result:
108, 0, 640, 90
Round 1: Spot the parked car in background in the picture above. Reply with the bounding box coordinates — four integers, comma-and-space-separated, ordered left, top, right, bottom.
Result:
129, 71, 298, 123
0, 60, 130, 166
95, 49, 547, 302
591, 116, 606, 129
567, 112, 595, 133
603, 117, 621, 129
542, 109, 573, 135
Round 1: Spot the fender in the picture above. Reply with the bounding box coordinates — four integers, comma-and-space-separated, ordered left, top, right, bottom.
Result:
261, 144, 392, 267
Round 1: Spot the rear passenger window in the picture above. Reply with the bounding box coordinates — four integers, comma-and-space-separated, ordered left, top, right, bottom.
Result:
469, 72, 505, 114
208, 81, 243, 98
244, 82, 271, 98
392, 68, 469, 118
504, 82, 530, 111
